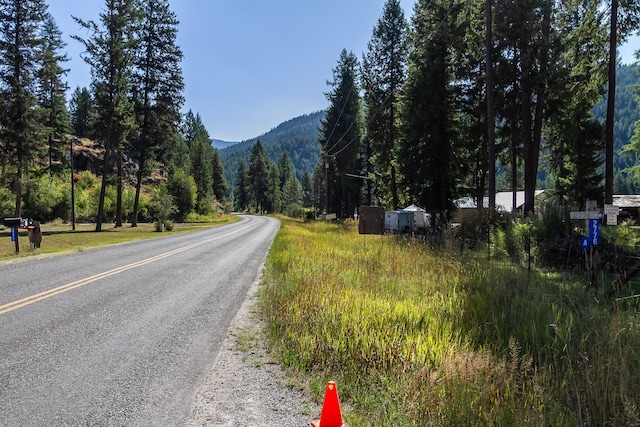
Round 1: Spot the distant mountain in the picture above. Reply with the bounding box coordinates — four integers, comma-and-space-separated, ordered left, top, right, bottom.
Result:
211, 139, 240, 150
593, 64, 640, 193
219, 111, 324, 189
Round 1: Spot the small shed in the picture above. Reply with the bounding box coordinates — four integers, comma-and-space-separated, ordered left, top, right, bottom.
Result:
613, 195, 640, 221
385, 210, 414, 232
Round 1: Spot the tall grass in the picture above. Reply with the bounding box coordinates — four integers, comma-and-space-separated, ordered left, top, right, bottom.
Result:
259, 218, 640, 426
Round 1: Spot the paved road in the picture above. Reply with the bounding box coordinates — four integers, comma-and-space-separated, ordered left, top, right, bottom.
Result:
0, 215, 279, 426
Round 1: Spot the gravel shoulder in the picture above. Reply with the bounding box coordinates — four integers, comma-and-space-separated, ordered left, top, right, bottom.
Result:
186, 269, 317, 427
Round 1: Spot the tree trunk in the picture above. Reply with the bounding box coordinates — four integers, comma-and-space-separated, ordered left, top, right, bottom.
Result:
605, 0, 618, 205
96, 124, 112, 232
14, 176, 22, 218
486, 0, 496, 213
525, 0, 550, 215
132, 149, 146, 228
95, 147, 109, 232
115, 147, 123, 228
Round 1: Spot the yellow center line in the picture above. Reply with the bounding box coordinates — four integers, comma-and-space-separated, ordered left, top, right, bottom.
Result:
0, 221, 258, 316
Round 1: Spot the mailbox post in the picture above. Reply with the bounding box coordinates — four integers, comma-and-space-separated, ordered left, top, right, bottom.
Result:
3, 217, 39, 254
3, 217, 21, 254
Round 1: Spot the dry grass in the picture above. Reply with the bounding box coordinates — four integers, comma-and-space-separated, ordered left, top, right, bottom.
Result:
0, 216, 239, 260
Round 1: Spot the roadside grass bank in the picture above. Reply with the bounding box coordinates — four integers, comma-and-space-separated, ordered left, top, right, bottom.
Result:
0, 215, 240, 260
259, 218, 640, 426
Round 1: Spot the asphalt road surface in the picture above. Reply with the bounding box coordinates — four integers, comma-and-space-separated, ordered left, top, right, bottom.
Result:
0, 215, 280, 426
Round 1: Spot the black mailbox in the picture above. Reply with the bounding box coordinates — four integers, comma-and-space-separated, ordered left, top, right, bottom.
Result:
3, 217, 22, 228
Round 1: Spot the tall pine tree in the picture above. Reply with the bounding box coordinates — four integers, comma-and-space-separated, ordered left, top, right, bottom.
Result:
318, 49, 363, 218
247, 140, 270, 213
546, 0, 608, 205
211, 148, 227, 204
234, 160, 248, 212
362, 0, 408, 210
36, 13, 69, 176
73, 0, 138, 231
399, 0, 461, 216
69, 86, 93, 138
185, 112, 213, 213
0, 0, 49, 216
130, 0, 184, 226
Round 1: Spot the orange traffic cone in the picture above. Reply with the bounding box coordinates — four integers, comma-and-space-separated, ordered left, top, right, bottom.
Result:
310, 381, 344, 427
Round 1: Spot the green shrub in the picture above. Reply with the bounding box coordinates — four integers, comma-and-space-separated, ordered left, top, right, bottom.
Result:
148, 183, 176, 222
283, 202, 304, 219
168, 169, 196, 221
76, 171, 97, 190
22, 176, 68, 222
0, 186, 15, 218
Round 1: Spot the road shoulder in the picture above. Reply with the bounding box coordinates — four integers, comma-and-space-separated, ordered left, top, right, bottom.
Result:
186, 268, 315, 427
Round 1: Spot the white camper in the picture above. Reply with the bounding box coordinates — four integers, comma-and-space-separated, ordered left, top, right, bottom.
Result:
403, 204, 431, 230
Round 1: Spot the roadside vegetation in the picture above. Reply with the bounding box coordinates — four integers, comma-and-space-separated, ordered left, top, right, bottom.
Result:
259, 217, 640, 426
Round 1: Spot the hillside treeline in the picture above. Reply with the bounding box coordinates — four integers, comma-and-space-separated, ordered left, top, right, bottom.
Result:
0, 0, 229, 228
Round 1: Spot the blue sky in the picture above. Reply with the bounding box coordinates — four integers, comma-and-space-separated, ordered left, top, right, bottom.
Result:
48, 1, 639, 142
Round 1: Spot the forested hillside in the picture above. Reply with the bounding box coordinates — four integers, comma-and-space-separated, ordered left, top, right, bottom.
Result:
594, 64, 640, 193
218, 65, 640, 202
219, 111, 323, 188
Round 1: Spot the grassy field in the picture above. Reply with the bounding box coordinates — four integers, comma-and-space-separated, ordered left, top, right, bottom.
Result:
259, 218, 640, 426
0, 216, 240, 260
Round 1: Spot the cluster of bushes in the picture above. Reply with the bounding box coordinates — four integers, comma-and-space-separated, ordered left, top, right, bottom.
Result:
0, 170, 228, 225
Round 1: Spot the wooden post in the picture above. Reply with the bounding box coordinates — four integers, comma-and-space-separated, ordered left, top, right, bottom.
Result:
14, 228, 19, 254
570, 200, 601, 290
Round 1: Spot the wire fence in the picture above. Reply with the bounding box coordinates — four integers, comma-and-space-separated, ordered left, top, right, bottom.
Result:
403, 221, 640, 297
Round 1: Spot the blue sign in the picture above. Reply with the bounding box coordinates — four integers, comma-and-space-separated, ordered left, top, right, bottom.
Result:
581, 236, 590, 251
589, 219, 600, 246
10, 227, 17, 242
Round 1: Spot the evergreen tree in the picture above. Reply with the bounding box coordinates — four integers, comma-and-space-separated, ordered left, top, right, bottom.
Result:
605, 0, 640, 203
318, 49, 363, 218
182, 109, 198, 148
492, 0, 552, 214
449, 0, 488, 214
187, 115, 213, 213
301, 170, 313, 208
399, 0, 461, 215
159, 128, 189, 170
234, 160, 248, 212
546, 0, 608, 205
36, 13, 69, 176
211, 147, 227, 203
282, 173, 303, 216
130, 0, 184, 226
362, 0, 408, 210
73, 0, 139, 230
69, 86, 93, 138
278, 151, 294, 190
265, 162, 282, 214
0, 0, 49, 216
247, 140, 270, 213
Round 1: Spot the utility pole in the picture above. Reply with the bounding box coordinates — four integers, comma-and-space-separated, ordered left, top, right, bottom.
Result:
324, 154, 329, 216
605, 0, 618, 205
322, 153, 335, 218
